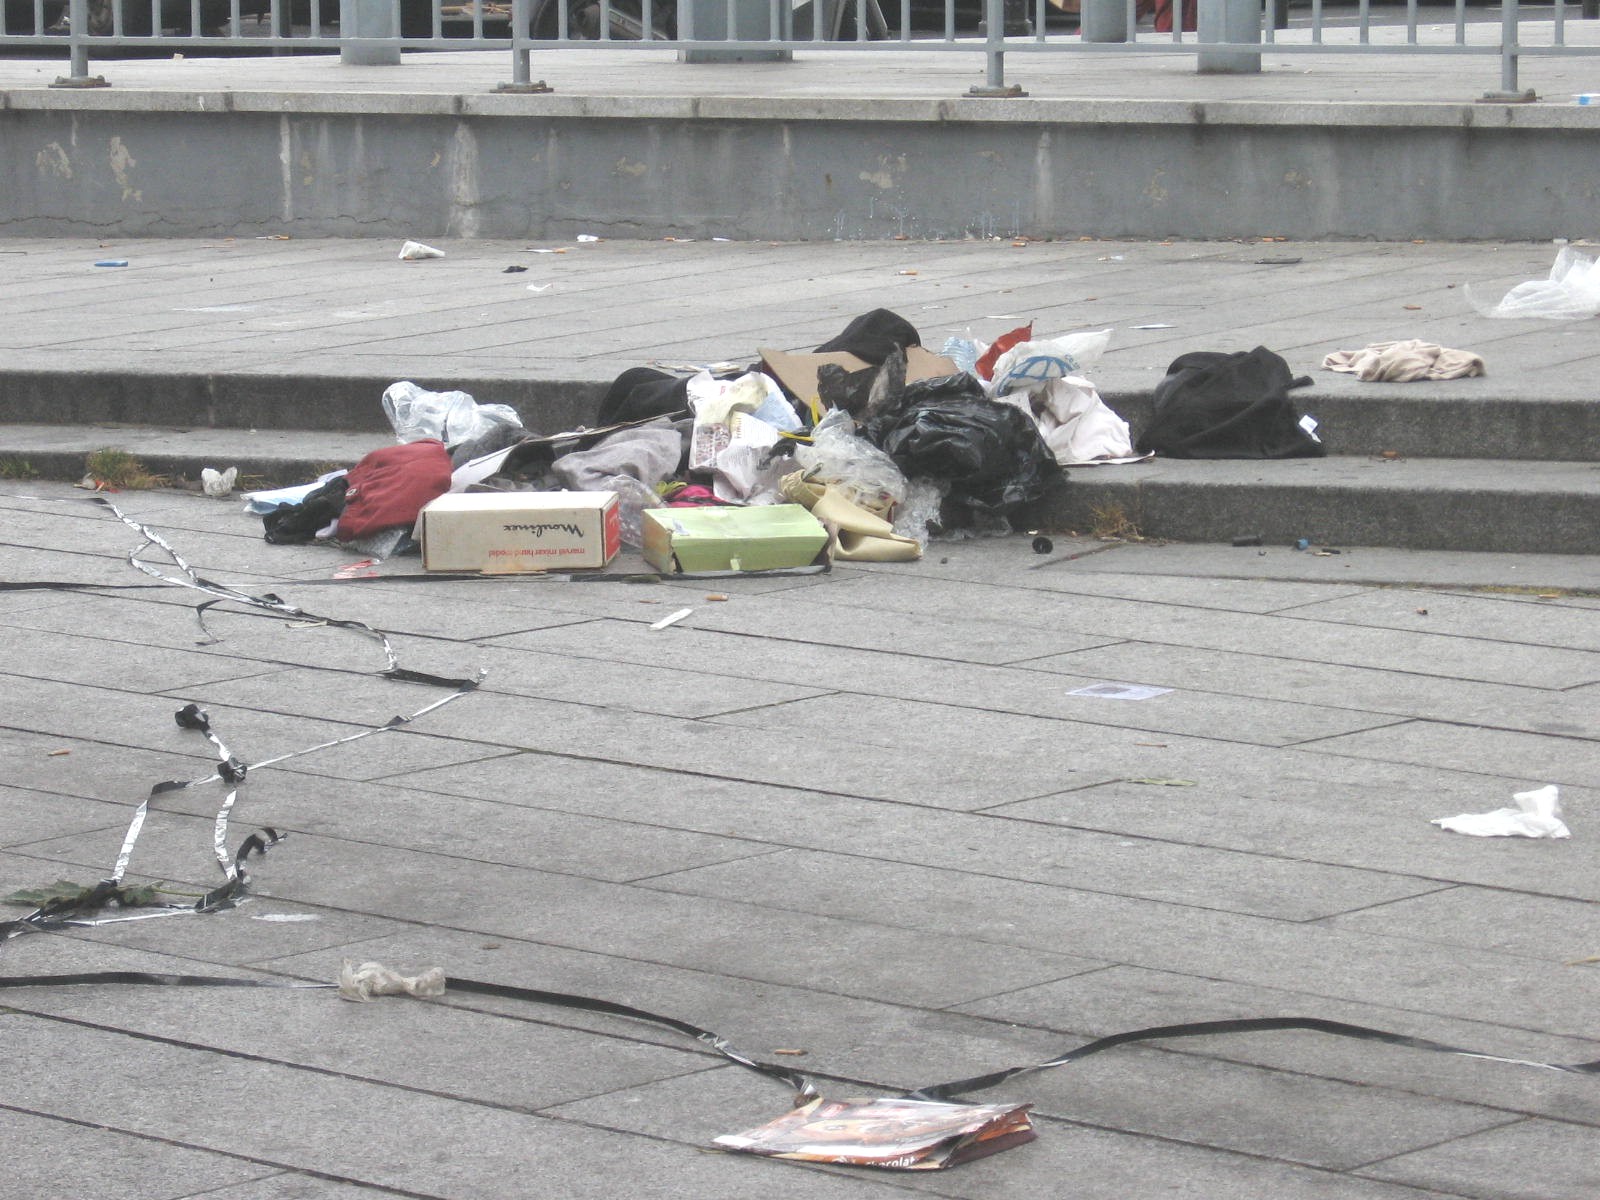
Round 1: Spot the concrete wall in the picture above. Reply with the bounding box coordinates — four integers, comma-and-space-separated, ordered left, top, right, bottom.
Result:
4, 91, 1598, 240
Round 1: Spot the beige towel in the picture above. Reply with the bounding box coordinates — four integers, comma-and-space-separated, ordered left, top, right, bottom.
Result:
1322, 340, 1485, 382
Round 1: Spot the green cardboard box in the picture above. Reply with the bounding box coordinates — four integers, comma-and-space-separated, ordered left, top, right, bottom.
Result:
642, 504, 829, 573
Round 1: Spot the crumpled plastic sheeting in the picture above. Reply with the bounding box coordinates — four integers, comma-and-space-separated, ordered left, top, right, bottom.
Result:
1468, 247, 1600, 320
338, 960, 448, 1002
1432, 785, 1570, 839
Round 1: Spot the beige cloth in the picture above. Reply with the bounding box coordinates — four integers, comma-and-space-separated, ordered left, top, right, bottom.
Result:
1322, 340, 1485, 382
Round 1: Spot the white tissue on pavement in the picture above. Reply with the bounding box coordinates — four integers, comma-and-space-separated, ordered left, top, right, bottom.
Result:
1431, 784, 1569, 839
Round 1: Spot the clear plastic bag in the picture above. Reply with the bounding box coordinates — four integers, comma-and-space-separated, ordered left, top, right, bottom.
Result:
597, 474, 665, 548
793, 409, 908, 515
1467, 246, 1600, 320
383, 381, 524, 448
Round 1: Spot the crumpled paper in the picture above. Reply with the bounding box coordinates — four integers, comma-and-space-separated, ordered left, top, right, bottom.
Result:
1432, 784, 1569, 839
338, 960, 448, 1002
398, 240, 446, 261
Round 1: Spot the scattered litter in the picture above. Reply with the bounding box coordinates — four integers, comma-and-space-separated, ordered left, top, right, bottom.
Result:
338, 960, 447, 1002
1255, 256, 1302, 265
332, 559, 380, 579
47, 749, 71, 757
249, 912, 320, 922
1127, 778, 1197, 787
93, 259, 129, 268
1468, 246, 1600, 318
523, 247, 566, 254
716, 1096, 1035, 1169
201, 466, 237, 498
1312, 548, 1342, 556
527, 284, 552, 293
397, 240, 445, 260
705, 593, 729, 601
1432, 784, 1569, 839
576, 233, 601, 242
1295, 537, 1312, 550
1068, 682, 1173, 701
1323, 340, 1485, 382
1415, 607, 1429, 615
503, 265, 528, 273
649, 606, 695, 630
1132, 323, 1176, 329
1576, 93, 1600, 104
1031, 535, 1053, 554
772, 1048, 808, 1056
898, 269, 919, 276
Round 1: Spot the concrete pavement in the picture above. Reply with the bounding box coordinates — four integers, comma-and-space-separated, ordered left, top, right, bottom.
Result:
0, 478, 1597, 1199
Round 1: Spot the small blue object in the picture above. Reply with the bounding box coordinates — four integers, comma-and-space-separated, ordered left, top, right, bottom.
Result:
1294, 537, 1311, 551
94, 259, 129, 267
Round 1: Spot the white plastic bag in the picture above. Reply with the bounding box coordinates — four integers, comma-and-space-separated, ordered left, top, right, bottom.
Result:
1468, 247, 1600, 320
382, 381, 523, 449
989, 329, 1113, 396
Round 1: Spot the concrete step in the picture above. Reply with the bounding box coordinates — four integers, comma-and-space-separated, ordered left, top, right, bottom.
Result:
1044, 455, 1600, 556
4, 371, 1598, 464
4, 425, 1595, 555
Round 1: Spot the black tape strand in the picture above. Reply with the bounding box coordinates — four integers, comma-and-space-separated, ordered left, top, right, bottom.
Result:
907, 1016, 1600, 1103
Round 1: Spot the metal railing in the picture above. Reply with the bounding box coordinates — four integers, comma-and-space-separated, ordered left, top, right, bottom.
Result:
3, 0, 1593, 98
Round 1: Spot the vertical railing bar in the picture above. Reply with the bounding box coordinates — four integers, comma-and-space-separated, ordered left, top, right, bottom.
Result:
1502, 0, 1519, 92
1311, 0, 1321, 44
1406, 0, 1416, 43
1358, 0, 1369, 44
511, 0, 530, 73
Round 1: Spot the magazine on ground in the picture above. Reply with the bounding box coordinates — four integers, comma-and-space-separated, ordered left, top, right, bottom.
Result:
713, 1096, 1036, 1170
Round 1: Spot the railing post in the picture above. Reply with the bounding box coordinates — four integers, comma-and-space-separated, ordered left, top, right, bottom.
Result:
497, 0, 553, 92
1081, 0, 1129, 41
1196, 0, 1260, 72
49, 0, 108, 87
968, 0, 1025, 95
339, 0, 400, 64
1481, 0, 1536, 101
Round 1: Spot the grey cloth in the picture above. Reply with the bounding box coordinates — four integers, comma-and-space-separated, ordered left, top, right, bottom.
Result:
550, 426, 684, 491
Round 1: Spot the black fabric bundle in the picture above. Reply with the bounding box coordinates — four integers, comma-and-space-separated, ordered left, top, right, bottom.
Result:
1137, 347, 1324, 459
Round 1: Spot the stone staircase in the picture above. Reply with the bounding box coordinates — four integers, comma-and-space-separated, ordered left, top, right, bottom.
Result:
4, 370, 1595, 556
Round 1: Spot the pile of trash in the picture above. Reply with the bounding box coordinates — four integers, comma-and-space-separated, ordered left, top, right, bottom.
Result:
243, 308, 1345, 574
243, 309, 1150, 573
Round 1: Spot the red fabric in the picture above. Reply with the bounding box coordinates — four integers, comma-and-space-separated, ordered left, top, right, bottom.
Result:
975, 323, 1033, 382
335, 439, 453, 540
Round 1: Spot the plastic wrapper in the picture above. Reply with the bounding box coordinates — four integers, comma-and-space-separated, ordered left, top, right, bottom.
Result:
892, 477, 948, 545
792, 409, 908, 515
597, 474, 665, 548
382, 381, 524, 449
1468, 246, 1600, 320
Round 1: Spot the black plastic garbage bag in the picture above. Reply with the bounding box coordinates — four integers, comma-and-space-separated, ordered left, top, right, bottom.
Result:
866, 373, 1062, 518
1137, 346, 1324, 459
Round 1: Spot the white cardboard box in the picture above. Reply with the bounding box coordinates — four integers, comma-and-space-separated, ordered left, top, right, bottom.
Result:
418, 491, 620, 572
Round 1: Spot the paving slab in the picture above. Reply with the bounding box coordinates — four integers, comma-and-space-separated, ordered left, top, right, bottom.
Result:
0, 1108, 276, 1200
